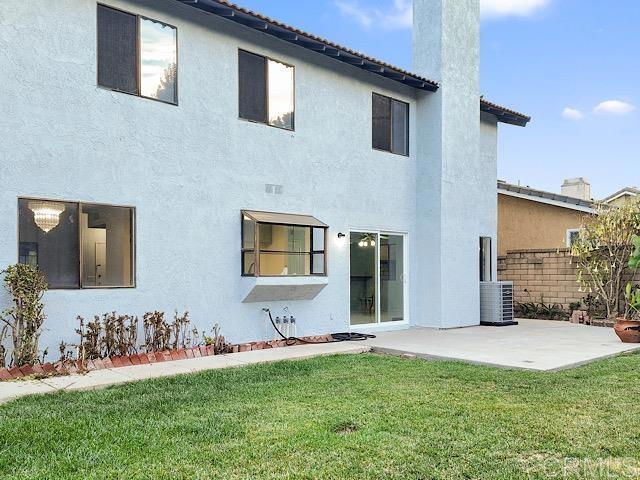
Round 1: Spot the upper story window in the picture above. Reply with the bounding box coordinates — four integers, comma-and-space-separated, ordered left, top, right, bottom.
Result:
238, 50, 295, 130
372, 93, 409, 156
97, 4, 178, 104
241, 211, 327, 277
18, 198, 135, 289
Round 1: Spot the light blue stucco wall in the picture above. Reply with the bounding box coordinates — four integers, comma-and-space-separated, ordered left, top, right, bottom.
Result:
0, 0, 424, 354
0, 0, 499, 357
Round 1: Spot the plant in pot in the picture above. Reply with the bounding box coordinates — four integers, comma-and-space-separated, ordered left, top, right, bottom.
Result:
615, 235, 640, 343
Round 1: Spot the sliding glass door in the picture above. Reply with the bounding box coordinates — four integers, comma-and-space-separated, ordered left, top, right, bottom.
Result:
350, 231, 406, 326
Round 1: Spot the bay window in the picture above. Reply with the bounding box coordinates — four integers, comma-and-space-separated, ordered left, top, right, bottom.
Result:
241, 211, 327, 277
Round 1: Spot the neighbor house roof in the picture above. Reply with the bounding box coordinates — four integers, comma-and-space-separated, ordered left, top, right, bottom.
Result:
176, 0, 530, 127
600, 186, 640, 204
498, 181, 596, 214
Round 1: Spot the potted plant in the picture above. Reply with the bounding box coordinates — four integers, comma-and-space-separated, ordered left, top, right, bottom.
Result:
614, 235, 640, 343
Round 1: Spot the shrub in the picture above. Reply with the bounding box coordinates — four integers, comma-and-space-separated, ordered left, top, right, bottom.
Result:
76, 313, 139, 360
142, 310, 195, 353
515, 302, 569, 321
0, 264, 48, 367
572, 201, 640, 319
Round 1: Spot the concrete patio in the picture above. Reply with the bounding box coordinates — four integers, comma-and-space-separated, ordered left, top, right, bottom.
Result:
2, 319, 639, 405
362, 318, 640, 371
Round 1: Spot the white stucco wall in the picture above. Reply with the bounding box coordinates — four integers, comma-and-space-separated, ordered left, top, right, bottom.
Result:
480, 112, 499, 281
0, 0, 425, 354
0, 0, 500, 357
413, 0, 485, 328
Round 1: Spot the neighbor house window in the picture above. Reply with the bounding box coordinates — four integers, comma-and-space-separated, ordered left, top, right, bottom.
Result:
97, 4, 178, 104
372, 93, 409, 156
18, 198, 135, 289
241, 211, 327, 276
566, 229, 581, 248
238, 50, 295, 130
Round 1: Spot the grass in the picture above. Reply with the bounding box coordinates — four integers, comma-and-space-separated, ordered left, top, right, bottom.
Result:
1, 353, 640, 480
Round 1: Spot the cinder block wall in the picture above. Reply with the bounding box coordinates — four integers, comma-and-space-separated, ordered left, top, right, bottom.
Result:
497, 249, 582, 307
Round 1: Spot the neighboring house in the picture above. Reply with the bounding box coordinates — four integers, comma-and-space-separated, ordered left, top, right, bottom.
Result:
0, 0, 528, 354
601, 187, 640, 207
498, 179, 595, 256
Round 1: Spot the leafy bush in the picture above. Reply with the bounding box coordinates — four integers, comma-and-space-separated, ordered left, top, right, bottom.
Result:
203, 323, 231, 355
625, 235, 640, 320
572, 201, 640, 319
515, 302, 569, 321
0, 264, 48, 367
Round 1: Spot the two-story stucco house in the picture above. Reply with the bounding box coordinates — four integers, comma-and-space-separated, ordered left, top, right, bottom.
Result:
0, 0, 529, 354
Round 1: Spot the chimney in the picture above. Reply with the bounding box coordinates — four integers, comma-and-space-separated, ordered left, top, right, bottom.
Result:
561, 178, 591, 201
413, 0, 482, 328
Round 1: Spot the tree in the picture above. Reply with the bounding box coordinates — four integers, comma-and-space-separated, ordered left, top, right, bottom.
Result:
572, 200, 640, 319
0, 264, 48, 366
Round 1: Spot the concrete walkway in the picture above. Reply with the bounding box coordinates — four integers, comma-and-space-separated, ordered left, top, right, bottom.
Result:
362, 319, 640, 371
0, 342, 371, 405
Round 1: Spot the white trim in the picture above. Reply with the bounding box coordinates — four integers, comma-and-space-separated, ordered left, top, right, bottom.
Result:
498, 189, 595, 214
566, 228, 581, 248
347, 229, 410, 329
603, 190, 638, 204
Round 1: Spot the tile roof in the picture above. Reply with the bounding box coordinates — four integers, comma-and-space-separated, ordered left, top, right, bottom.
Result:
498, 181, 595, 211
176, 0, 530, 126
601, 187, 640, 203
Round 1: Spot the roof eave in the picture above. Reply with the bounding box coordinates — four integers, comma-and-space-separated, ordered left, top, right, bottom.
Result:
481, 100, 531, 127
176, 0, 439, 92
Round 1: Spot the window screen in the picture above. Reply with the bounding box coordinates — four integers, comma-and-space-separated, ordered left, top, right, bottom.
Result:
372, 93, 391, 151
97, 5, 137, 95
239, 50, 267, 123
18, 199, 80, 289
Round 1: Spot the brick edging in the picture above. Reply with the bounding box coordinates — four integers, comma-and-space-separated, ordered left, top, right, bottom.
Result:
0, 334, 334, 382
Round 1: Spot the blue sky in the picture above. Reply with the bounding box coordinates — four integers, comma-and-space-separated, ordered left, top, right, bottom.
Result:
235, 0, 639, 199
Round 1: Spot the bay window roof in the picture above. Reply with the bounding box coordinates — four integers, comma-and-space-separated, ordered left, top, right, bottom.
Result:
242, 210, 328, 228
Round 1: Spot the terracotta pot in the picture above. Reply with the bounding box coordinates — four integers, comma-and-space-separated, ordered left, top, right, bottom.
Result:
614, 318, 640, 343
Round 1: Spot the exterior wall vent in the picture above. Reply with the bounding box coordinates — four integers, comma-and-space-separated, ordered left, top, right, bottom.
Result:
265, 184, 283, 195
480, 281, 517, 326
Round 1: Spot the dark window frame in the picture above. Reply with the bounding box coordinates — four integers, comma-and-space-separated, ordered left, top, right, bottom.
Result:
17, 197, 137, 290
372, 92, 410, 157
97, 3, 179, 106
238, 49, 296, 131
241, 212, 327, 278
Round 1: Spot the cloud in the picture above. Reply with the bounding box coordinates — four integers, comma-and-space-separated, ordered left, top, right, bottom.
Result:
593, 100, 636, 116
334, 0, 551, 29
481, 0, 551, 19
562, 107, 584, 121
334, 0, 411, 31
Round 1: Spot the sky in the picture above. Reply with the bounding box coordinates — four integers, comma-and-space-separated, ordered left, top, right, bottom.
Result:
233, 0, 639, 199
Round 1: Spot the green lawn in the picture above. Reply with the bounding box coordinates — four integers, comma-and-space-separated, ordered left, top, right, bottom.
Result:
1, 353, 640, 480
